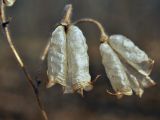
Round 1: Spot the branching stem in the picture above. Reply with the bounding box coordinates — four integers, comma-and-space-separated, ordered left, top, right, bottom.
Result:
0, 2, 48, 120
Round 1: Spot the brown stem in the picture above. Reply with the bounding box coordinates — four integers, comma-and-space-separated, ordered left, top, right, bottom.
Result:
61, 4, 72, 26
0, 2, 48, 120
73, 18, 109, 43
41, 4, 73, 62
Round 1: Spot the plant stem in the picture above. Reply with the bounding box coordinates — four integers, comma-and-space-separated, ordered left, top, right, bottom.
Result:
61, 4, 72, 26
41, 40, 50, 61
41, 4, 73, 61
73, 18, 109, 43
0, 2, 48, 120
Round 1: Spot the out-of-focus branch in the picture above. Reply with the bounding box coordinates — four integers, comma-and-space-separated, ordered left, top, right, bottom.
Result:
41, 40, 50, 61
0, 2, 48, 120
73, 18, 109, 43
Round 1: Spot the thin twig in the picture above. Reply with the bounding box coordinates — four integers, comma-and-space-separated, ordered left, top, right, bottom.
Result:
73, 18, 109, 43
41, 4, 73, 62
41, 40, 50, 61
61, 4, 72, 26
0, 2, 48, 120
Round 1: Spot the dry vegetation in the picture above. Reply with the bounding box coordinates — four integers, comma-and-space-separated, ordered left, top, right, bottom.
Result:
0, 0, 160, 120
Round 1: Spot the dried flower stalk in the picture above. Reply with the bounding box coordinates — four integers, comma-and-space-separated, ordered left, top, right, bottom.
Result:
0, 1, 48, 120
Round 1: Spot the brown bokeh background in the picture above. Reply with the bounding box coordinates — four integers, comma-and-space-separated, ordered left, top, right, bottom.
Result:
0, 0, 160, 120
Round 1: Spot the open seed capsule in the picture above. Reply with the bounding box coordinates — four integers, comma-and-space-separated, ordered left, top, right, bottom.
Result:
108, 35, 154, 76
47, 26, 67, 88
100, 42, 132, 97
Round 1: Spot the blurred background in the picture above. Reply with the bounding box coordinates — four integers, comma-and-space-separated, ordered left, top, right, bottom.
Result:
0, 0, 160, 120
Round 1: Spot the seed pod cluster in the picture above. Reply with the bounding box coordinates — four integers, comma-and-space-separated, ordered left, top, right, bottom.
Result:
100, 34, 155, 97
47, 25, 92, 95
46, 4, 155, 98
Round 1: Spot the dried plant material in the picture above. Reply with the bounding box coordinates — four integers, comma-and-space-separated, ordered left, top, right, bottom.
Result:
66, 25, 92, 94
63, 79, 74, 94
66, 25, 93, 92
126, 71, 144, 97
100, 42, 132, 97
108, 35, 154, 76
121, 56, 155, 97
47, 25, 92, 95
124, 61, 155, 88
3, 0, 16, 6
47, 26, 67, 88
121, 60, 144, 97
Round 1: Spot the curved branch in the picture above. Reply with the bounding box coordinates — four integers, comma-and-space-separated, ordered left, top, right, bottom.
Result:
73, 18, 109, 43
0, 2, 48, 120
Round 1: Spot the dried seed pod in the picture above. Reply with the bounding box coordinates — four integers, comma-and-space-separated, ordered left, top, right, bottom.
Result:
3, 0, 16, 6
66, 25, 92, 94
63, 75, 74, 94
122, 59, 155, 97
100, 42, 132, 96
47, 26, 67, 88
121, 59, 144, 97
108, 35, 154, 76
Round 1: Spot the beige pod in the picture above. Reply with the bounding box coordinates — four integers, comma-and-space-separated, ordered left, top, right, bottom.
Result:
100, 42, 132, 97
66, 25, 92, 94
47, 26, 67, 88
108, 35, 154, 76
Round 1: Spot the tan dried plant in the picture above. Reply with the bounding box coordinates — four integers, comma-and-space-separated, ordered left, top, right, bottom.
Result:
0, 1, 156, 120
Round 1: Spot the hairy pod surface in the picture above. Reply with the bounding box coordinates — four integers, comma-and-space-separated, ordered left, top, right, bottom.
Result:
66, 25, 92, 93
108, 35, 154, 76
100, 42, 132, 96
47, 26, 67, 88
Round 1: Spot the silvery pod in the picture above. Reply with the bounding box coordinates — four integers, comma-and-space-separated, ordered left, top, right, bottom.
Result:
65, 25, 92, 94
108, 35, 154, 76
100, 42, 132, 97
122, 58, 155, 97
47, 26, 67, 88
121, 59, 144, 97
